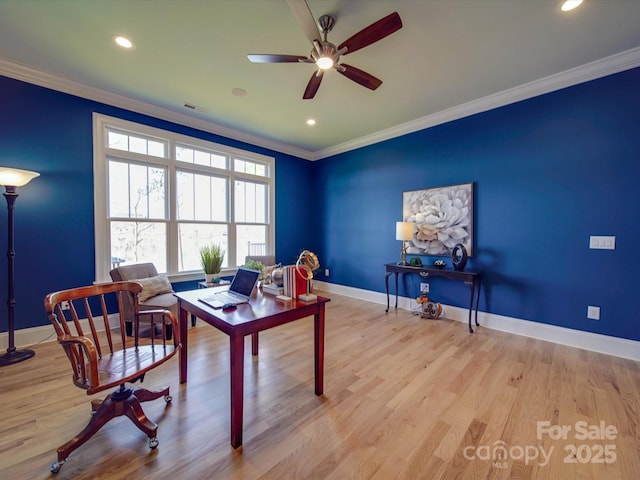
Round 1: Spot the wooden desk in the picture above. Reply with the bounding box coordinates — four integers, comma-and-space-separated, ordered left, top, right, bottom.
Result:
174, 287, 330, 448
385, 263, 481, 333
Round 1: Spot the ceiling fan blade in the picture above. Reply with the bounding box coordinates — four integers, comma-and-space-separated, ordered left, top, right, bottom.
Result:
338, 64, 383, 91
338, 12, 402, 55
287, 0, 322, 47
303, 70, 324, 99
247, 54, 309, 63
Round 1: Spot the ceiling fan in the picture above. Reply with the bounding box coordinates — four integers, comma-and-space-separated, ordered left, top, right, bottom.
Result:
247, 0, 402, 99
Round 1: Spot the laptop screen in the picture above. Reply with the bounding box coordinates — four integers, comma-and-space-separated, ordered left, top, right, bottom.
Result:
228, 267, 260, 298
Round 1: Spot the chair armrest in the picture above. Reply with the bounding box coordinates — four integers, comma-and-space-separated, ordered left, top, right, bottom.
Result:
58, 334, 100, 389
136, 309, 180, 346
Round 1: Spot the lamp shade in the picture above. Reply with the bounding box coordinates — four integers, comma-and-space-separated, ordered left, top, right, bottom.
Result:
396, 221, 414, 241
0, 167, 40, 187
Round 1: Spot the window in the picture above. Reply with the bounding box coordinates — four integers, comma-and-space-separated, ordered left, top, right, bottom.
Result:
94, 114, 275, 282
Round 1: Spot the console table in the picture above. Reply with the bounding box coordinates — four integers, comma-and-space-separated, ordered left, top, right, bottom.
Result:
384, 263, 481, 333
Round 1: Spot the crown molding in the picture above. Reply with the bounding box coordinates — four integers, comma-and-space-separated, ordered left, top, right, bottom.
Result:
0, 58, 315, 161
312, 46, 640, 160
2, 47, 640, 163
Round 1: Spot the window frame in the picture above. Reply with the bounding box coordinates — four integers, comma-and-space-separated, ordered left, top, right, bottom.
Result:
93, 113, 275, 283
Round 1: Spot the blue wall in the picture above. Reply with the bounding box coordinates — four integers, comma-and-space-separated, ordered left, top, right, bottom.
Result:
0, 75, 314, 330
314, 67, 640, 341
1, 67, 639, 341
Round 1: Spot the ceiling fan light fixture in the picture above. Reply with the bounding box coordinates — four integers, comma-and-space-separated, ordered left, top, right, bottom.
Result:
113, 35, 134, 49
561, 0, 583, 12
316, 56, 333, 70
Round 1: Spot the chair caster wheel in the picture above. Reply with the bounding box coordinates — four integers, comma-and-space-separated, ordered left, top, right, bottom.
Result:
164, 395, 172, 403
50, 460, 64, 473
149, 437, 159, 449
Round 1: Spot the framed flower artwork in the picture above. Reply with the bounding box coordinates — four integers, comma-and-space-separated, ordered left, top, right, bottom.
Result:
402, 182, 474, 256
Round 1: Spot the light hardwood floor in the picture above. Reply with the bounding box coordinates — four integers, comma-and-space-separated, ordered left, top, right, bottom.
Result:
1, 292, 638, 479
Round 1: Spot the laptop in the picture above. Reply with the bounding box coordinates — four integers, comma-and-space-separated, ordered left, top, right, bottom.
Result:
198, 267, 260, 309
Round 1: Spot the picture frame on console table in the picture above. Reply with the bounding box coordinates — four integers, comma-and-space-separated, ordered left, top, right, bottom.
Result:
402, 182, 474, 256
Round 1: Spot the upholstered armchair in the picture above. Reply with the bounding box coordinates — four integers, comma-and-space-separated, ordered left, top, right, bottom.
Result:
109, 263, 177, 338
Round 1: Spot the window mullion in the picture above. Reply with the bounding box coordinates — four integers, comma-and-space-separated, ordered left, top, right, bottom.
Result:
167, 143, 179, 275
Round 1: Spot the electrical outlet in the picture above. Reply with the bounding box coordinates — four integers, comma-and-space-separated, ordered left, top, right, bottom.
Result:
420, 282, 429, 293
61, 301, 71, 310
587, 305, 600, 320
589, 235, 615, 250
324, 268, 330, 277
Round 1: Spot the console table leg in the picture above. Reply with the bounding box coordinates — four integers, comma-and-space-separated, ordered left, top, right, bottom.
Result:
467, 283, 475, 333
394, 272, 399, 309
474, 279, 481, 327
385, 272, 391, 312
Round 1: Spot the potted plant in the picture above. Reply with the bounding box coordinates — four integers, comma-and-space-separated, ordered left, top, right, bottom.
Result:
244, 259, 265, 280
199, 244, 225, 284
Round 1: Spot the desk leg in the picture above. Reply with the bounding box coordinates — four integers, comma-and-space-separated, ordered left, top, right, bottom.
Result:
230, 333, 244, 448
179, 304, 188, 383
251, 332, 259, 356
467, 283, 475, 333
314, 304, 325, 396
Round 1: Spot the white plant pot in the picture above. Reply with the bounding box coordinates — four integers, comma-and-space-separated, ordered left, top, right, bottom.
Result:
205, 273, 217, 284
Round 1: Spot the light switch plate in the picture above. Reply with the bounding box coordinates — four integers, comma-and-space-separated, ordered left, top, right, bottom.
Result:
589, 235, 615, 250
587, 305, 600, 320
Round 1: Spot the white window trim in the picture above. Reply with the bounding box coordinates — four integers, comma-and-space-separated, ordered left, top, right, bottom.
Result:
93, 113, 275, 283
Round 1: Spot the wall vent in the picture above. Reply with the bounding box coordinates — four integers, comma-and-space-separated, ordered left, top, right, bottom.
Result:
183, 102, 209, 113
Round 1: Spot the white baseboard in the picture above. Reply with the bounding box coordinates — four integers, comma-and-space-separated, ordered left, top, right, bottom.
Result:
5, 285, 639, 362
314, 281, 640, 362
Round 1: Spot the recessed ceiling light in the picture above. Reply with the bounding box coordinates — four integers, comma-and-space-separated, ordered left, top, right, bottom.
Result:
113, 35, 134, 49
306, 119, 316, 126
232, 88, 247, 97
561, 0, 583, 12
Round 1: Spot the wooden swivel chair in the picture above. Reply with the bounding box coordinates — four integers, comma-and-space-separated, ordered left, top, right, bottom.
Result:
44, 281, 180, 474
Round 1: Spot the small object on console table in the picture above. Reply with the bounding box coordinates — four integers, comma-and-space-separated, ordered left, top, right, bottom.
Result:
451, 243, 468, 271
433, 259, 446, 269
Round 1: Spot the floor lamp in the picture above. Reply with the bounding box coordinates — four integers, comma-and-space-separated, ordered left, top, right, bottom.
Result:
0, 167, 40, 366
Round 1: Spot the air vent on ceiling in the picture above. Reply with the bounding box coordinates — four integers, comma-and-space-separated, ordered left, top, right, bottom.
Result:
183, 102, 209, 113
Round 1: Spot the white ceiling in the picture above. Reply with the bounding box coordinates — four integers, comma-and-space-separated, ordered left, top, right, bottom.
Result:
0, 0, 639, 160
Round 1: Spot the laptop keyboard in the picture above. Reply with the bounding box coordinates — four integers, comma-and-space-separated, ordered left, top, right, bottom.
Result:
214, 292, 244, 304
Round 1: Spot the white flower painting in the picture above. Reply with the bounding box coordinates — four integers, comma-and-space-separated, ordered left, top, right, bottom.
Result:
403, 183, 474, 256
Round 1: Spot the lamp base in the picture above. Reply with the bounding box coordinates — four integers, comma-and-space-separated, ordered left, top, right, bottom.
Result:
298, 293, 317, 302
0, 348, 35, 366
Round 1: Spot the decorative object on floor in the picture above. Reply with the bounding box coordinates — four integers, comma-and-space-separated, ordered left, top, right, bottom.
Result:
451, 243, 468, 271
433, 259, 446, 269
402, 182, 474, 256
408, 257, 422, 267
0, 167, 39, 366
396, 221, 414, 265
199, 243, 224, 284
44, 282, 179, 473
415, 291, 443, 319
247, 1, 402, 99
